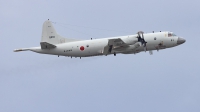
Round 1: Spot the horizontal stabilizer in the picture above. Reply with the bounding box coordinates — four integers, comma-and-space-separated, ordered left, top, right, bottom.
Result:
40, 42, 56, 49
14, 48, 29, 52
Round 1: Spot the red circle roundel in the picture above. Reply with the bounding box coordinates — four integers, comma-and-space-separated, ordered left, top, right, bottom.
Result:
80, 46, 84, 51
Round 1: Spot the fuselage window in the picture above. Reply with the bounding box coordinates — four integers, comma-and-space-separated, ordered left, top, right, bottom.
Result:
154, 37, 156, 40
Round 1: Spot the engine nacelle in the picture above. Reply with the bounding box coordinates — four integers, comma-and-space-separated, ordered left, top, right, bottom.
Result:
121, 35, 138, 45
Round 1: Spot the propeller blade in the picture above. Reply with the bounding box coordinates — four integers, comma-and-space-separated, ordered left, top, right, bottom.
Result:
142, 32, 144, 39
139, 42, 142, 46
144, 46, 147, 52
137, 32, 141, 38
137, 31, 148, 52
143, 42, 147, 52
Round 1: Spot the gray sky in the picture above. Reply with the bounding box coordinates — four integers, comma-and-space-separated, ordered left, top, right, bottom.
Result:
0, 0, 200, 112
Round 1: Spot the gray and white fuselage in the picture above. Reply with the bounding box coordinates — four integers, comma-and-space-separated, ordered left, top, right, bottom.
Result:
14, 20, 186, 57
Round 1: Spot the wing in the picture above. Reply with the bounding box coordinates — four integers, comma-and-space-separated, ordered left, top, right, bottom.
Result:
103, 38, 129, 55
108, 38, 128, 46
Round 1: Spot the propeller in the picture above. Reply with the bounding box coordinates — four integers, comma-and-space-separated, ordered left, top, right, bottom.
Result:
136, 31, 147, 52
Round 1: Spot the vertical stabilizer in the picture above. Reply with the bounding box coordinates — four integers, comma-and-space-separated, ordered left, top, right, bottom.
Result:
41, 20, 78, 45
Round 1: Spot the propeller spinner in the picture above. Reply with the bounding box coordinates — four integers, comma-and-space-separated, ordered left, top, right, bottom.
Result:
137, 31, 147, 52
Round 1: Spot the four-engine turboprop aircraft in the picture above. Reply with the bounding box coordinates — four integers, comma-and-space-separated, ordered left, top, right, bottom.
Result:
14, 20, 186, 58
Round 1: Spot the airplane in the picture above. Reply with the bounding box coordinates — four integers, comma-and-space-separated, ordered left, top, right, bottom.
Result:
14, 19, 186, 58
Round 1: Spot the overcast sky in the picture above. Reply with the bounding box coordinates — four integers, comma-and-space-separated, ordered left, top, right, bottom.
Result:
0, 0, 200, 112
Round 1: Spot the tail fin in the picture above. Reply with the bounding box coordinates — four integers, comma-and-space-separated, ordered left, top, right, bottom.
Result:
41, 19, 78, 45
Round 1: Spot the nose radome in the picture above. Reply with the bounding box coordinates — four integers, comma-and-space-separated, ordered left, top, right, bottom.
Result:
177, 37, 186, 45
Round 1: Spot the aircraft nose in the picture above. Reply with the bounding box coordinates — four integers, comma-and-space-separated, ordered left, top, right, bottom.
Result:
177, 37, 186, 45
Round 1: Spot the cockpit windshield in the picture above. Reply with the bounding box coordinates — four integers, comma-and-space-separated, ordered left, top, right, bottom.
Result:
168, 32, 176, 37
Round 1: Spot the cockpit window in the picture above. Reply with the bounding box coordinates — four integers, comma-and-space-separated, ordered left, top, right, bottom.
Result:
168, 33, 172, 37
172, 33, 176, 36
168, 32, 176, 37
